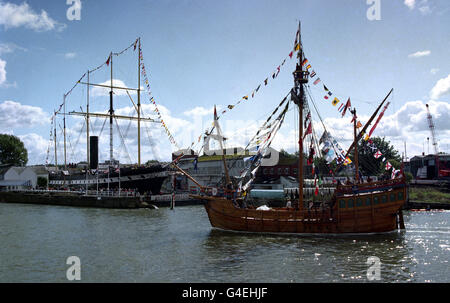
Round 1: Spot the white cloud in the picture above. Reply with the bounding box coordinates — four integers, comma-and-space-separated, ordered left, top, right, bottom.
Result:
404, 0, 433, 15
0, 1, 66, 32
0, 100, 49, 130
18, 133, 48, 165
90, 79, 140, 97
0, 42, 27, 55
65, 52, 77, 59
0, 57, 17, 87
183, 106, 218, 117
408, 50, 431, 58
13, 97, 450, 165
404, 0, 416, 10
0, 58, 6, 85
430, 74, 450, 100
356, 100, 450, 157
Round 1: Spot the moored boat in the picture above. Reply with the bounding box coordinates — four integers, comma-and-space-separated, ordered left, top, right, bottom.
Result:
175, 22, 407, 234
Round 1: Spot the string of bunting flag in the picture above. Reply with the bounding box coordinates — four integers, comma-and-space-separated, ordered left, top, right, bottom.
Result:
298, 53, 354, 120
302, 51, 401, 178
360, 101, 401, 179
58, 39, 141, 118
179, 33, 303, 156
216, 38, 302, 119
139, 43, 181, 150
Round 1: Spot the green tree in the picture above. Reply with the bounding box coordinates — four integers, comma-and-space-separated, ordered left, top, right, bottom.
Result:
0, 134, 28, 166
349, 136, 401, 176
37, 176, 48, 188
404, 172, 413, 183
280, 149, 296, 159
313, 156, 336, 176
145, 160, 160, 166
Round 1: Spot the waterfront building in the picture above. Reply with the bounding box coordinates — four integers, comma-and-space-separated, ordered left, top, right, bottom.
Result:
173, 147, 251, 191
0, 165, 49, 190
410, 153, 450, 179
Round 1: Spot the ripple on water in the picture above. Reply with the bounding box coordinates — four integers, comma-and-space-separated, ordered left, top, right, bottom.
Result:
0, 205, 449, 282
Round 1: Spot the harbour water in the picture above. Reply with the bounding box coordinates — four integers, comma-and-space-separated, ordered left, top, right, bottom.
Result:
0, 203, 448, 282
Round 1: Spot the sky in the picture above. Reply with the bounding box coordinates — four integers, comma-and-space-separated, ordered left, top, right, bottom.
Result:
0, 0, 449, 166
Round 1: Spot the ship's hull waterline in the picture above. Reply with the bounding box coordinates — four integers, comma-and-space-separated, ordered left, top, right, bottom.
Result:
196, 184, 406, 234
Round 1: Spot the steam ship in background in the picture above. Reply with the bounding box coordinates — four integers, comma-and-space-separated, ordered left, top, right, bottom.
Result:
47, 38, 170, 194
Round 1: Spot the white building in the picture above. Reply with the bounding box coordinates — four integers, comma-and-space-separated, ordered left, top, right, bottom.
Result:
0, 165, 49, 190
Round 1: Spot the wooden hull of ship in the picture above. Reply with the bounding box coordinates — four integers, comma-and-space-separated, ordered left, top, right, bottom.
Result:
197, 180, 407, 234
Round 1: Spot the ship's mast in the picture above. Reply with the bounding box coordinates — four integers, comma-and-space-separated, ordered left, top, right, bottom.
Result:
86, 70, 90, 167
137, 38, 142, 166
335, 88, 393, 173
292, 21, 308, 211
63, 94, 67, 171
213, 105, 232, 187
62, 40, 159, 169
109, 52, 114, 163
352, 108, 359, 183
86, 70, 90, 194
54, 114, 58, 171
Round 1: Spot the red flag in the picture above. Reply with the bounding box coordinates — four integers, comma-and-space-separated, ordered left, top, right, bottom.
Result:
304, 112, 311, 128
106, 55, 110, 66
314, 177, 319, 196
303, 122, 312, 139
214, 105, 217, 120
369, 102, 390, 137
351, 111, 357, 123
289, 51, 293, 58
342, 98, 351, 117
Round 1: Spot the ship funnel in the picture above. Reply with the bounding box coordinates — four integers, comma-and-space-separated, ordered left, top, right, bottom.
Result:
90, 136, 99, 169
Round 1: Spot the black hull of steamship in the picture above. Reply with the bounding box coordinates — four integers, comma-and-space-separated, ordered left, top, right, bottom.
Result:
49, 165, 169, 195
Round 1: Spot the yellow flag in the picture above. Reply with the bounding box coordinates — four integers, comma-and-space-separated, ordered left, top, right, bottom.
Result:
356, 121, 362, 128
332, 97, 340, 106
295, 43, 300, 51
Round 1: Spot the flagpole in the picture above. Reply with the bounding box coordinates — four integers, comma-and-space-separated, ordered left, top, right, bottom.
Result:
109, 52, 114, 163
352, 108, 359, 183
292, 21, 307, 212
338, 88, 393, 172
54, 114, 58, 171
63, 94, 67, 171
137, 38, 141, 166
215, 105, 232, 187
86, 70, 90, 195
107, 166, 110, 193
118, 162, 121, 197
96, 168, 99, 197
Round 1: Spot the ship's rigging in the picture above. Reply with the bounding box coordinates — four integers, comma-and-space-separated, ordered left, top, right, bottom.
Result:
172, 21, 400, 201
47, 38, 161, 170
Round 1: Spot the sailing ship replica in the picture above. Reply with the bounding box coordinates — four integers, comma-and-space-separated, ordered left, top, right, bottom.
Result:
175, 23, 407, 234
48, 38, 168, 194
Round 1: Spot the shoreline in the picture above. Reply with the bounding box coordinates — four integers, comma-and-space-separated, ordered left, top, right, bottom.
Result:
405, 200, 450, 210
1, 190, 449, 210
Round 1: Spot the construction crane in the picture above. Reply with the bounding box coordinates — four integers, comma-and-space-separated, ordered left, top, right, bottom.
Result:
425, 104, 440, 178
